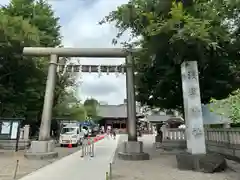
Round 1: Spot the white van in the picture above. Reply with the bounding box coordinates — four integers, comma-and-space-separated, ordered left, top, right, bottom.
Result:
59, 124, 84, 147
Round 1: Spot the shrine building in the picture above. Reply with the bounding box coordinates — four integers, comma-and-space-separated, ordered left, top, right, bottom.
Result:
97, 103, 144, 133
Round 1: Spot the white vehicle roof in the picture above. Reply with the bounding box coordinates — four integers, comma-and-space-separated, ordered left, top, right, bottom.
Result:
60, 126, 80, 135
64, 124, 79, 128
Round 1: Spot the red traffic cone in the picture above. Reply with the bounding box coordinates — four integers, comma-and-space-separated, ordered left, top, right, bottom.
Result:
68, 143, 72, 148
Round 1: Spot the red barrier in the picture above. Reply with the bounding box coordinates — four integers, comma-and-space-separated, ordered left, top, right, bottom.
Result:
93, 135, 105, 143
93, 137, 98, 142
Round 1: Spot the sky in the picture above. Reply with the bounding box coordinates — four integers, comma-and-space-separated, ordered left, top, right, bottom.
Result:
1, 0, 130, 105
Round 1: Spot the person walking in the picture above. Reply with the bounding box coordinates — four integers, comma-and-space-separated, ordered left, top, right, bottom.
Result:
156, 122, 164, 143
106, 127, 111, 139
112, 128, 116, 139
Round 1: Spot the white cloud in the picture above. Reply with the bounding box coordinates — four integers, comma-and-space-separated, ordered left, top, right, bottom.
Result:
1, 0, 130, 105
55, 0, 129, 105
0, 0, 8, 5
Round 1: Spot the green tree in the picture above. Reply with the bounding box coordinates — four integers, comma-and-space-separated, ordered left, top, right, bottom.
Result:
54, 61, 77, 115
69, 104, 86, 121
84, 98, 99, 118
54, 90, 87, 121
2, 0, 61, 46
210, 89, 240, 124
0, 0, 74, 133
0, 10, 40, 117
101, 0, 240, 111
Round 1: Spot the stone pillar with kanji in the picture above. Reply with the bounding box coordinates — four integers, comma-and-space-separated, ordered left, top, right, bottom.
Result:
176, 61, 227, 173
181, 61, 206, 154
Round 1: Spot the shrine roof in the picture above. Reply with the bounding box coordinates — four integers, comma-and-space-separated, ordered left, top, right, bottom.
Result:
98, 104, 142, 118
147, 115, 178, 123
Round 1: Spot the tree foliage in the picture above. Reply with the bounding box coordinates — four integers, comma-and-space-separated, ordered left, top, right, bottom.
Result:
54, 90, 87, 121
0, 9, 40, 117
84, 98, 99, 118
0, 0, 76, 131
101, 0, 240, 111
69, 104, 86, 121
210, 89, 240, 123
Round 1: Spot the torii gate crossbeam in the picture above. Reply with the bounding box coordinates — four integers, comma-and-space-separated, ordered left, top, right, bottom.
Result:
23, 47, 128, 57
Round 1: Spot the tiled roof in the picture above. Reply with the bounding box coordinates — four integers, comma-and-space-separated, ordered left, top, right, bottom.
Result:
147, 115, 174, 122
147, 104, 231, 124
98, 104, 141, 118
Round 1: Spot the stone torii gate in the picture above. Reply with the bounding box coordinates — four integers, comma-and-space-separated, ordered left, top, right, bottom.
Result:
23, 47, 149, 160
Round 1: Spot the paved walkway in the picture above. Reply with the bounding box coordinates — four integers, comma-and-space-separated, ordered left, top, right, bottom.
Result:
0, 146, 80, 180
19, 135, 119, 180
112, 135, 240, 180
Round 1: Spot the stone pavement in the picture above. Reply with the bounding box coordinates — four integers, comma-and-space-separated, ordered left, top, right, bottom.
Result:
17, 135, 118, 180
0, 145, 80, 180
112, 135, 240, 180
